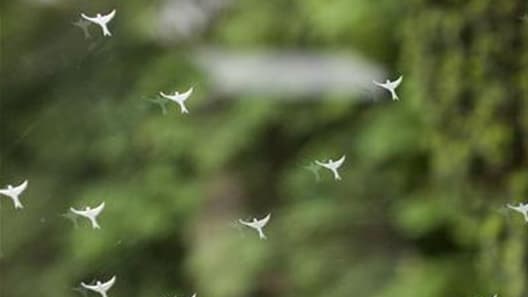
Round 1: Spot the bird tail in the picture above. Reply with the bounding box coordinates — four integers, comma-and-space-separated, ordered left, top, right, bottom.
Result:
258, 229, 267, 240
92, 220, 101, 229
14, 199, 23, 209
181, 105, 189, 114
103, 27, 112, 36
391, 90, 399, 101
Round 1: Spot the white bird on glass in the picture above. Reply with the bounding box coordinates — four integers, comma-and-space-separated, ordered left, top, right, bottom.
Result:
507, 203, 528, 223
315, 155, 346, 180
0, 180, 28, 209
159, 87, 194, 114
70, 202, 105, 229
373, 75, 403, 101
81, 276, 116, 297
239, 213, 271, 240
81, 10, 116, 37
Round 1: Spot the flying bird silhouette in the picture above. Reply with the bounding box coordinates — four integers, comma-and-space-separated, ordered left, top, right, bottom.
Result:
373, 75, 403, 101
507, 203, 528, 223
81, 276, 116, 297
72, 18, 92, 39
70, 202, 105, 229
81, 9, 116, 37
316, 155, 346, 180
0, 180, 28, 209
239, 213, 271, 240
159, 87, 194, 114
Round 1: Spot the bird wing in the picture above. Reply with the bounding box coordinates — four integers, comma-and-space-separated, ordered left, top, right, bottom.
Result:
12, 180, 28, 196
388, 75, 403, 88
179, 87, 194, 102
507, 204, 522, 212
81, 282, 97, 290
90, 202, 105, 216
238, 219, 253, 227
372, 80, 386, 88
314, 160, 329, 168
70, 207, 87, 216
101, 9, 116, 23
0, 188, 10, 196
81, 14, 99, 23
159, 91, 171, 99
190, 293, 197, 297
100, 276, 116, 291
333, 155, 346, 168
256, 213, 271, 228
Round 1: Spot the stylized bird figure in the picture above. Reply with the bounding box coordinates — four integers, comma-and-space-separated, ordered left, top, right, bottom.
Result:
507, 203, 528, 223
81, 10, 116, 37
239, 214, 271, 239
373, 75, 403, 101
0, 180, 28, 209
159, 87, 194, 114
81, 276, 116, 297
70, 202, 105, 229
315, 155, 346, 180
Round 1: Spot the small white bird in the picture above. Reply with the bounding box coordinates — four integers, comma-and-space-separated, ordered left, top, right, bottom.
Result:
72, 18, 92, 39
81, 10, 116, 37
239, 213, 271, 240
507, 203, 528, 222
159, 87, 194, 114
70, 202, 105, 229
373, 75, 403, 101
0, 180, 28, 209
315, 155, 346, 180
81, 276, 116, 297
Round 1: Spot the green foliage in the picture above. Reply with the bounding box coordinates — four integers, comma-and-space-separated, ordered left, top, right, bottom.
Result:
1, 0, 527, 297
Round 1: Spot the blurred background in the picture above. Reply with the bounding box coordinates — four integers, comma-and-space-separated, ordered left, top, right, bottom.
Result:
1, 0, 528, 297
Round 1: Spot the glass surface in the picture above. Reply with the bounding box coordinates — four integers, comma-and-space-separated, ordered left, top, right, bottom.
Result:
1, 1, 527, 297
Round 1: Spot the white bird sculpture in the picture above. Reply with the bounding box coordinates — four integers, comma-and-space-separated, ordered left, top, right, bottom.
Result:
315, 155, 346, 180
373, 75, 403, 101
70, 202, 105, 229
81, 10, 116, 37
0, 180, 28, 209
81, 276, 116, 297
72, 18, 92, 39
239, 213, 271, 240
507, 203, 528, 223
159, 87, 194, 114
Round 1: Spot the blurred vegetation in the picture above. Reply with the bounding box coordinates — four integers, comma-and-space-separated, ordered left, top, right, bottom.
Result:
1, 0, 527, 297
